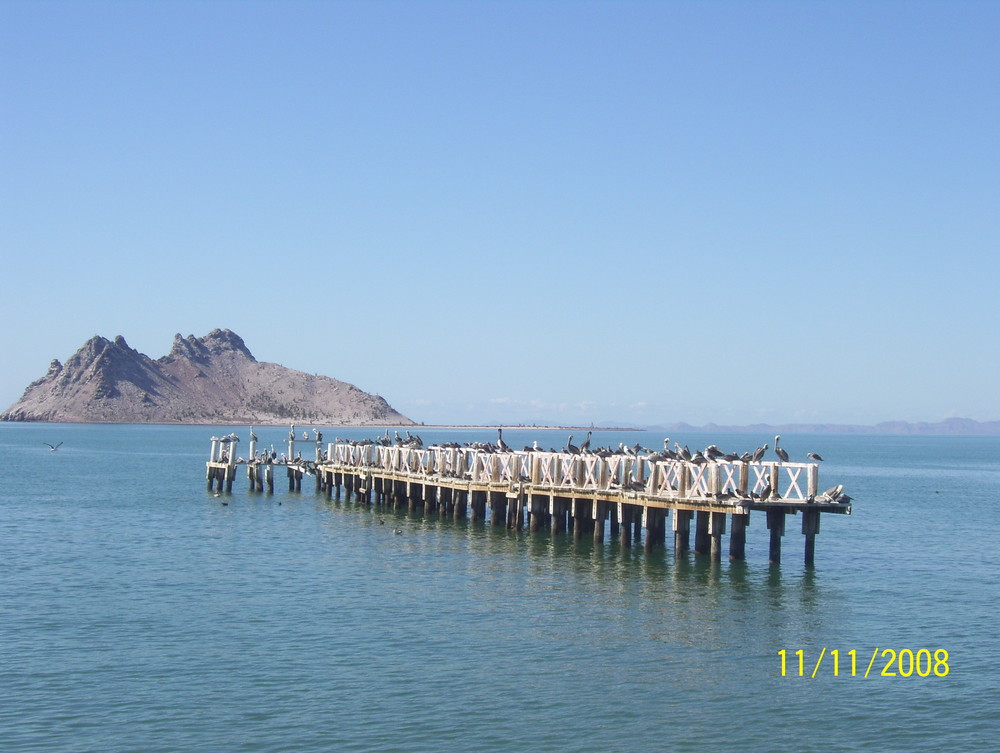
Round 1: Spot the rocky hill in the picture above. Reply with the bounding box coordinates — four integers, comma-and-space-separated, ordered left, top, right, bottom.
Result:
1, 329, 414, 425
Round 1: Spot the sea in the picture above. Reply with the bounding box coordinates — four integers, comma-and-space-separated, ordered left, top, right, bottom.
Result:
0, 423, 997, 752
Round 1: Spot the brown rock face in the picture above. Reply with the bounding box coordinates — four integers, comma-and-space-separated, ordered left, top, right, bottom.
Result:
2, 329, 414, 425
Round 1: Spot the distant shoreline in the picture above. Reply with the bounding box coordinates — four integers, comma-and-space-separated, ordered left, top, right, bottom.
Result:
2, 417, 999, 435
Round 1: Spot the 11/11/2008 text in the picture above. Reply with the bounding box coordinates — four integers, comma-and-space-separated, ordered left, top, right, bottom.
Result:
778, 649, 950, 678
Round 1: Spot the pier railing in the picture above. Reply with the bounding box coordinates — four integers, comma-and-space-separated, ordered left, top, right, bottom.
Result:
324, 444, 821, 504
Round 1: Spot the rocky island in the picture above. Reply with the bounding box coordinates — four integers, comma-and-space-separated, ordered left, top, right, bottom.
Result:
1, 329, 414, 426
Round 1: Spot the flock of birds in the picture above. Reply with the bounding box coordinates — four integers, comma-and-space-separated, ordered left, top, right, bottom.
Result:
328, 429, 848, 503
335, 429, 824, 466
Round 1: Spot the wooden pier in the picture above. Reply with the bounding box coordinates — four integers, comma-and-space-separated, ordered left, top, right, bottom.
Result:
206, 429, 852, 565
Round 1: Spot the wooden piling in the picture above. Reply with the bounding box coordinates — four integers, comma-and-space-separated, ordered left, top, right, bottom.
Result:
729, 513, 748, 560
709, 512, 726, 561
619, 503, 632, 547
767, 508, 785, 563
802, 509, 820, 565
673, 509, 691, 555
694, 511, 710, 554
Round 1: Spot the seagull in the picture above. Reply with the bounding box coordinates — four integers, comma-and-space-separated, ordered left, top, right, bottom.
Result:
44, 442, 63, 451
807, 452, 824, 461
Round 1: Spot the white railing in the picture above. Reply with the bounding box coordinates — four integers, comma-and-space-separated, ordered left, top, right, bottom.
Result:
324, 445, 820, 503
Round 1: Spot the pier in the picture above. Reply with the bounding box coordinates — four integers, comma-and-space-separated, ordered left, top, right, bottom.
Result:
205, 428, 852, 565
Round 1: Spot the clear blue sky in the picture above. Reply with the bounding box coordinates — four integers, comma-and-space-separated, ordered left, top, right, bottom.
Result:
2, 0, 997, 426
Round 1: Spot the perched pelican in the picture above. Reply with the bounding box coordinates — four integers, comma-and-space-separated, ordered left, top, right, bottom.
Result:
565, 435, 580, 455
751, 443, 768, 462
759, 481, 772, 500
579, 431, 592, 453
44, 442, 63, 451
497, 428, 510, 452
774, 435, 789, 463
807, 452, 824, 462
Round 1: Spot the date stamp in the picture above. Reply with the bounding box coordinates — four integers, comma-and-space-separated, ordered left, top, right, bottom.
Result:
778, 648, 950, 678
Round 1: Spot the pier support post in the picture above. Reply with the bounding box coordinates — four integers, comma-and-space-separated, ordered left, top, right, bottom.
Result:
709, 512, 726, 561
802, 509, 821, 565
619, 504, 632, 547
551, 498, 564, 534
593, 501, 605, 543
767, 508, 786, 563
673, 509, 691, 555
490, 492, 506, 527
529, 496, 543, 532
729, 513, 748, 560
694, 511, 710, 554
573, 499, 586, 540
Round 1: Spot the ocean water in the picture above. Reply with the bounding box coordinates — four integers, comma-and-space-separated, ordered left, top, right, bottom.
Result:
1, 424, 997, 752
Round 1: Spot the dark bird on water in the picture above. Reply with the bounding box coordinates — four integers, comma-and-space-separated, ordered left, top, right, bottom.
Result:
774, 435, 789, 463
44, 442, 63, 451
807, 452, 824, 462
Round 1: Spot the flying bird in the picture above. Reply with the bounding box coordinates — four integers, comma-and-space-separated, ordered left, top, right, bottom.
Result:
44, 442, 63, 451
807, 452, 824, 461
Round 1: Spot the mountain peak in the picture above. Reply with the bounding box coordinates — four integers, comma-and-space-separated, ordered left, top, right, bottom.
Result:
2, 329, 410, 425
168, 329, 255, 363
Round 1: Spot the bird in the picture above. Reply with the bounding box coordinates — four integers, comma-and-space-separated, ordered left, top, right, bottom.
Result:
497, 428, 510, 452
751, 443, 768, 462
807, 452, 824, 462
565, 435, 580, 454
774, 435, 789, 463
821, 484, 844, 499
759, 481, 772, 500
579, 431, 593, 453
393, 528, 402, 535
44, 442, 63, 451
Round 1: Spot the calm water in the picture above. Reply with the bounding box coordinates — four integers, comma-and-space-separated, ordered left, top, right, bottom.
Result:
1, 424, 997, 752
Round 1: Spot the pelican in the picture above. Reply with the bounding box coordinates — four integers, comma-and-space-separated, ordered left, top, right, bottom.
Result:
774, 435, 789, 463
44, 442, 63, 451
497, 428, 510, 452
565, 435, 580, 454
579, 431, 592, 453
751, 443, 768, 462
807, 452, 824, 462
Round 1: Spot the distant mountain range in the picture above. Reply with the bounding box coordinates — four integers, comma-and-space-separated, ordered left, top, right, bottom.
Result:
644, 418, 1000, 435
1, 329, 414, 426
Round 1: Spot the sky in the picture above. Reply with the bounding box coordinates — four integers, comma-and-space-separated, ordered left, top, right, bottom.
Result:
2, 0, 998, 427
